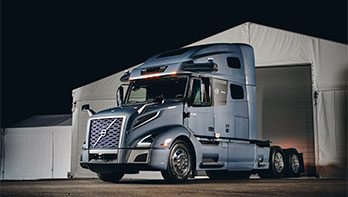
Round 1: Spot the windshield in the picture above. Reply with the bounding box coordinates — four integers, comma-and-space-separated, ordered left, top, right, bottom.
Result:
125, 76, 188, 104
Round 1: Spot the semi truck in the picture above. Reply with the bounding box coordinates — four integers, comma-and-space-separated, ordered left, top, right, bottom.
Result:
80, 43, 304, 183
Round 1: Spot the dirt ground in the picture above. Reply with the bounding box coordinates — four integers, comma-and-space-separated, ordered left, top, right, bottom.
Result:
1, 177, 347, 197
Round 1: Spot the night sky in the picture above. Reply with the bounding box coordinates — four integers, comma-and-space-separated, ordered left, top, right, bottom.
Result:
1, 0, 347, 127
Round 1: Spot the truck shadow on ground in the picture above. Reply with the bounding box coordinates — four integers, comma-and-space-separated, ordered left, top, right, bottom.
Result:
116, 178, 263, 185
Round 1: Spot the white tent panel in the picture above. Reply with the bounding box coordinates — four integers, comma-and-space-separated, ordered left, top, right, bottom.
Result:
72, 73, 121, 101
72, 65, 137, 102
2, 126, 72, 180
187, 23, 249, 47
317, 39, 348, 90
317, 90, 347, 178
3, 128, 53, 180
250, 23, 316, 66
53, 127, 72, 178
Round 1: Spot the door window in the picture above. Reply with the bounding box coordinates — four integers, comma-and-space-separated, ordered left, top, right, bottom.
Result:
213, 78, 228, 106
189, 77, 211, 106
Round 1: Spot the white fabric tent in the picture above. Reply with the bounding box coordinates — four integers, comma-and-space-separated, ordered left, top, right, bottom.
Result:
1, 115, 72, 180
71, 22, 347, 178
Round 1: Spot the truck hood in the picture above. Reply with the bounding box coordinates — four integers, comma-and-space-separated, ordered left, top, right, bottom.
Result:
91, 100, 182, 118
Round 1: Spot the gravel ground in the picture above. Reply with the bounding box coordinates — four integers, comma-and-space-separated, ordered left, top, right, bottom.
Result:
1, 177, 347, 197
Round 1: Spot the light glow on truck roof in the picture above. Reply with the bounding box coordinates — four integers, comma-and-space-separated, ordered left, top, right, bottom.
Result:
129, 71, 177, 80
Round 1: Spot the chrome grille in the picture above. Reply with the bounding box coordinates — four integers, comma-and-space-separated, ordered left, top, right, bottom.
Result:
88, 117, 123, 149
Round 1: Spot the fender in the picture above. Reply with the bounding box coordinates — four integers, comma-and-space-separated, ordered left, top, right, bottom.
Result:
145, 125, 192, 170
152, 125, 191, 149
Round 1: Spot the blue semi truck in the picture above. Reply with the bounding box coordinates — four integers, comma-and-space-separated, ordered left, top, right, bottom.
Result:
80, 43, 304, 183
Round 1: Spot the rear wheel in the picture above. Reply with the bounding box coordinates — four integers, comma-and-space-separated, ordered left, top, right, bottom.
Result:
284, 149, 302, 177
161, 140, 192, 183
206, 170, 251, 180
258, 146, 285, 179
97, 172, 124, 183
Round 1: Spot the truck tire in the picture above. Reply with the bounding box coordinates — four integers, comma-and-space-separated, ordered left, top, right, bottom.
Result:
161, 140, 192, 183
97, 172, 124, 183
258, 146, 285, 179
284, 148, 302, 177
206, 171, 251, 180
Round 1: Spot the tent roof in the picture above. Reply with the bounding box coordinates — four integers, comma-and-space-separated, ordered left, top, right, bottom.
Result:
9, 114, 72, 128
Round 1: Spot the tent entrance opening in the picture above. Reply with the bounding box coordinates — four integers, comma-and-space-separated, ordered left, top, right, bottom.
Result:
256, 65, 315, 175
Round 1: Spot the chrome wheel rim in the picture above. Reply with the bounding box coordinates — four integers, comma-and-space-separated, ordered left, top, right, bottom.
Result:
274, 152, 284, 173
290, 154, 300, 173
171, 147, 190, 176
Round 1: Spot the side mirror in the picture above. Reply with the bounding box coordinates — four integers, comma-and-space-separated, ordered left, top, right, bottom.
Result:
116, 86, 124, 107
81, 104, 95, 116
81, 104, 90, 110
120, 70, 130, 82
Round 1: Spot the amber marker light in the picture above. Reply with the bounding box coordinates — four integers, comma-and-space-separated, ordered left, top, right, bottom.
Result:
160, 138, 173, 147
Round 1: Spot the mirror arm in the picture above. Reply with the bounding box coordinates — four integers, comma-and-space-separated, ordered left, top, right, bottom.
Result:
81, 104, 95, 116
85, 109, 95, 116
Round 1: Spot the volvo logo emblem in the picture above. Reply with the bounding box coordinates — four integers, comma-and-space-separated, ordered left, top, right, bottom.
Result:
93, 128, 108, 147
100, 129, 107, 137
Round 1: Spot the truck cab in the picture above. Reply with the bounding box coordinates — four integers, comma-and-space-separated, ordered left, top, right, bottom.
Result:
80, 43, 304, 183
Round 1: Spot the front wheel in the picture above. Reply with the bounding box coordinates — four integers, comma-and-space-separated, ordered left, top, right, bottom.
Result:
161, 140, 192, 183
97, 172, 124, 183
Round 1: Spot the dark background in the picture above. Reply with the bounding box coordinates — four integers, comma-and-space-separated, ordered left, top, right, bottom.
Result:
1, 0, 347, 127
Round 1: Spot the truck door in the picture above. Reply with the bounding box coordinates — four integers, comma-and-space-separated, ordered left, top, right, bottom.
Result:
185, 77, 215, 138
212, 78, 232, 138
